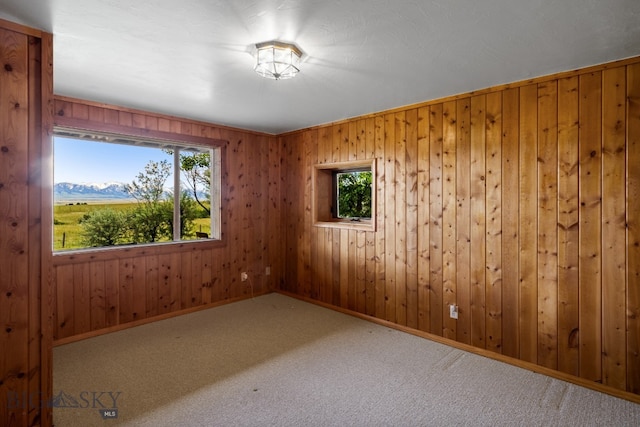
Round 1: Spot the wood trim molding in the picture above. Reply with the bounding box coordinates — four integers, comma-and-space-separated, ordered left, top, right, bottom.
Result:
0, 17, 44, 37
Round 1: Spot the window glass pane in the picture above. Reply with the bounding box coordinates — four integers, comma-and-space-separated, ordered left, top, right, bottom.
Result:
53, 134, 215, 251
336, 170, 372, 219
176, 149, 212, 241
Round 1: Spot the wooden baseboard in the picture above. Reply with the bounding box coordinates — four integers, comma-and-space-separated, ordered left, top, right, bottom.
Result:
276, 290, 640, 405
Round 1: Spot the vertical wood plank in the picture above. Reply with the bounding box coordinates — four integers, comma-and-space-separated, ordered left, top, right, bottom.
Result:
191, 251, 203, 306
356, 230, 367, 313
89, 261, 106, 331
519, 84, 538, 363
405, 109, 419, 329
72, 264, 90, 335
0, 29, 29, 425
557, 76, 580, 376
601, 67, 627, 390
578, 71, 602, 382
331, 228, 340, 306
201, 249, 212, 304
442, 101, 457, 340
485, 91, 503, 353
37, 33, 54, 425
502, 88, 520, 358
158, 254, 172, 314
429, 104, 444, 336
347, 229, 356, 310
170, 253, 182, 310
384, 112, 397, 322
132, 257, 146, 320
104, 259, 119, 327
365, 118, 376, 315
417, 106, 431, 332
395, 111, 408, 325
88, 105, 104, 123
118, 258, 134, 323
181, 252, 192, 308
456, 98, 472, 344
374, 115, 387, 319
626, 63, 640, 394
55, 265, 74, 339
145, 255, 159, 317
302, 131, 314, 298
470, 95, 487, 348
365, 231, 376, 316
340, 229, 349, 308
537, 81, 559, 369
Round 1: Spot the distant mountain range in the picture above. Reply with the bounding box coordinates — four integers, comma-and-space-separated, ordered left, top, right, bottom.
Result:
54, 182, 134, 203
54, 182, 207, 203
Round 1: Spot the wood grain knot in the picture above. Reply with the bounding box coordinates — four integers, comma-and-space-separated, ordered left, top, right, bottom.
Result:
5, 291, 11, 297
14, 102, 20, 109
590, 150, 597, 157
17, 372, 25, 379
4, 64, 12, 72
1, 146, 8, 153
57, 109, 65, 116
5, 327, 11, 333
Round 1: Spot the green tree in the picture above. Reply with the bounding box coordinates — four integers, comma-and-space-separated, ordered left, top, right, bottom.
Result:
79, 208, 130, 247
337, 171, 372, 218
179, 152, 211, 215
125, 160, 173, 243
125, 160, 171, 204
164, 190, 199, 239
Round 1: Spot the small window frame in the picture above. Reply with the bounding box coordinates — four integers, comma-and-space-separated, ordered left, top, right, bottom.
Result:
312, 159, 376, 231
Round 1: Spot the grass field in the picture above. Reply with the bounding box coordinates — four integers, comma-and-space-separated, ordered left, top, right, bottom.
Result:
54, 202, 211, 251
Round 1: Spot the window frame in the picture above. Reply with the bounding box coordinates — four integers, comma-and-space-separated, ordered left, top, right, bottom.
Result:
51, 123, 227, 261
312, 159, 376, 231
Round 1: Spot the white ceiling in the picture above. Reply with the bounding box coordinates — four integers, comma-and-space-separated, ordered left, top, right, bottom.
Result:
1, 1, 639, 134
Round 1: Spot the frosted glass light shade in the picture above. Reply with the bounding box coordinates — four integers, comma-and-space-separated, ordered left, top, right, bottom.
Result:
254, 41, 302, 80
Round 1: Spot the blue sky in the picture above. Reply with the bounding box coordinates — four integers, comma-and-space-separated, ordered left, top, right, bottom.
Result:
54, 136, 174, 184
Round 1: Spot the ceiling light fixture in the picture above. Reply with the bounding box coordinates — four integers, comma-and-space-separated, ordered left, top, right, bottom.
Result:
254, 41, 302, 80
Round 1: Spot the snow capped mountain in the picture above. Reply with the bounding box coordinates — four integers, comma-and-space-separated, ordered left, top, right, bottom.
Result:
54, 182, 133, 202
54, 182, 206, 203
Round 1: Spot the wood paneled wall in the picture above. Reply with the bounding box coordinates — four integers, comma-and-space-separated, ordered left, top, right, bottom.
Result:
0, 19, 53, 427
51, 97, 283, 341
279, 57, 640, 396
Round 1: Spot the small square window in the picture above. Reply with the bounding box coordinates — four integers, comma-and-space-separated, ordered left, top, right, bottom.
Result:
334, 169, 372, 219
313, 160, 376, 231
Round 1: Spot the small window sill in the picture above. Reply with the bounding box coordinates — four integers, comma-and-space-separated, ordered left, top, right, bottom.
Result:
313, 219, 375, 232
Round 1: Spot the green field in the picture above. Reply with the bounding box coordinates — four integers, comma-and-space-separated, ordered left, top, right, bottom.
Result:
54, 202, 211, 251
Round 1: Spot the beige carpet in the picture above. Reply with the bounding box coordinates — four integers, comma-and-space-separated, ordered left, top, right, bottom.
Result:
53, 293, 640, 426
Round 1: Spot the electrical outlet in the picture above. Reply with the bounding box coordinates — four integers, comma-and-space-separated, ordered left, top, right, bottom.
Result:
449, 304, 458, 320
265, 266, 271, 276
241, 272, 248, 282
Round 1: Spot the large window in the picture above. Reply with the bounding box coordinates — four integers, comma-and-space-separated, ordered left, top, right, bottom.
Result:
53, 128, 222, 251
